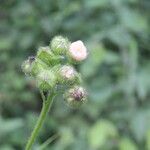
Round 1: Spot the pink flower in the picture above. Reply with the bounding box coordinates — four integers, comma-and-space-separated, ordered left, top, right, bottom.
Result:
69, 40, 87, 62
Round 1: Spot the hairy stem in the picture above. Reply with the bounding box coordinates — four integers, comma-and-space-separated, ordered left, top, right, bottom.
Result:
25, 92, 55, 150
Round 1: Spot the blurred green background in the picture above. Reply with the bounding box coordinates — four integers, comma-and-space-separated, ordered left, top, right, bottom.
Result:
0, 0, 150, 150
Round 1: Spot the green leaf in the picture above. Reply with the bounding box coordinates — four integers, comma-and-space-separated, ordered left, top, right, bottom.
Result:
130, 110, 150, 142
84, 0, 109, 9
81, 43, 106, 78
119, 137, 138, 150
0, 118, 23, 138
88, 119, 118, 149
146, 130, 150, 150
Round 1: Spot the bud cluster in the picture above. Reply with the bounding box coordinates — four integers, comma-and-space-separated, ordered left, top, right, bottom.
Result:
22, 36, 88, 108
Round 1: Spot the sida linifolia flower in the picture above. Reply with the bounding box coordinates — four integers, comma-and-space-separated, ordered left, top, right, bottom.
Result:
36, 70, 57, 91
68, 40, 88, 63
57, 65, 81, 85
64, 86, 87, 108
50, 36, 70, 55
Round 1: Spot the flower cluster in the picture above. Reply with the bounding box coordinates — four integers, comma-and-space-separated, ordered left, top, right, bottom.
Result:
22, 36, 88, 108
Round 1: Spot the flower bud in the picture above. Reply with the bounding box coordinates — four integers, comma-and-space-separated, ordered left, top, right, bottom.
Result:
64, 86, 87, 108
37, 46, 62, 66
31, 58, 48, 76
50, 36, 70, 55
68, 40, 88, 63
21, 56, 35, 75
36, 70, 57, 91
57, 65, 81, 85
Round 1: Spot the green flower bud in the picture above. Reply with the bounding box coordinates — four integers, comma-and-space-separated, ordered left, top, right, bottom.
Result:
31, 58, 48, 76
21, 56, 35, 75
37, 46, 63, 66
22, 57, 48, 77
36, 70, 57, 91
57, 65, 81, 85
50, 36, 70, 55
64, 86, 87, 108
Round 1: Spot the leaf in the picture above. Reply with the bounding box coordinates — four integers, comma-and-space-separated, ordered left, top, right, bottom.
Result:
81, 43, 106, 78
37, 134, 59, 150
146, 129, 150, 150
107, 26, 132, 47
84, 0, 109, 9
57, 127, 74, 148
119, 7, 148, 32
136, 65, 150, 100
88, 119, 118, 149
0, 118, 23, 138
0, 145, 15, 150
129, 110, 150, 142
119, 137, 138, 150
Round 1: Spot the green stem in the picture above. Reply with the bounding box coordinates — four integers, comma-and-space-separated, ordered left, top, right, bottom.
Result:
25, 92, 55, 150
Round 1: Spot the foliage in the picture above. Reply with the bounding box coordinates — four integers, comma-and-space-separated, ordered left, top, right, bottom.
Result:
0, 0, 150, 149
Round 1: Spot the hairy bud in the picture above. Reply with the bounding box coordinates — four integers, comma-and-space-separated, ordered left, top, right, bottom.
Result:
68, 40, 88, 63
64, 86, 87, 108
37, 46, 62, 66
22, 56, 35, 75
57, 65, 81, 85
50, 36, 70, 55
31, 58, 48, 76
37, 70, 57, 91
